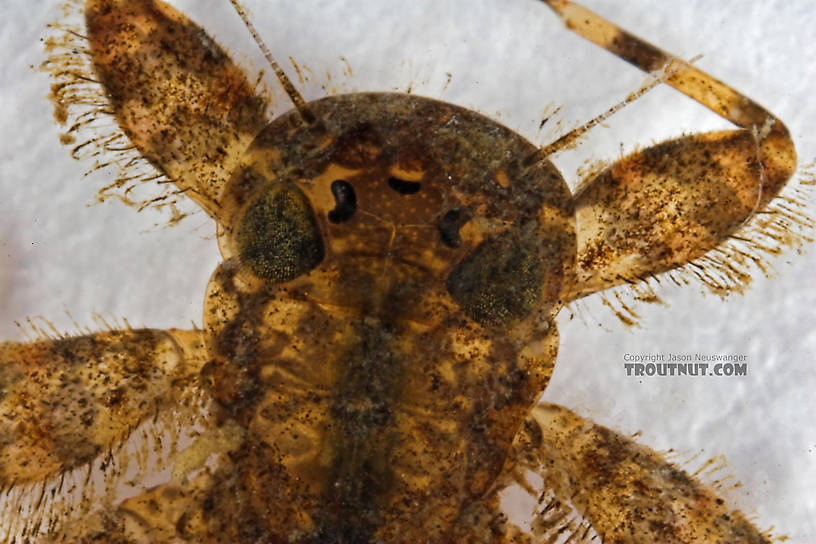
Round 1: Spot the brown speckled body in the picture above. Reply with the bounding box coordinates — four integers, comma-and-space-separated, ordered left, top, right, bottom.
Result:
200, 93, 572, 541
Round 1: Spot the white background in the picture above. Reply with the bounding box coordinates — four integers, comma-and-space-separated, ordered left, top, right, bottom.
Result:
1, 1, 814, 541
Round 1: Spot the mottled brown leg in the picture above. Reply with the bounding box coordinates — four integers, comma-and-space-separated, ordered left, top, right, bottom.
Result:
45, 470, 217, 544
565, 129, 798, 299
509, 403, 773, 544
0, 328, 208, 541
538, 1, 798, 300
541, 0, 794, 136
81, 0, 269, 218
0, 328, 206, 487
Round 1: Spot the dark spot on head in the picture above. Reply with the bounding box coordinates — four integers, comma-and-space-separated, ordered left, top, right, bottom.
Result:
237, 182, 324, 282
446, 231, 544, 327
387, 177, 421, 195
331, 122, 381, 167
328, 179, 357, 223
438, 208, 471, 249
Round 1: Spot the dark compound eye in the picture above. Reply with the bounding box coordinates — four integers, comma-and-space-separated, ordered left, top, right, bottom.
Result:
237, 183, 324, 282
446, 231, 544, 327
387, 177, 421, 195
438, 208, 471, 249
328, 180, 357, 224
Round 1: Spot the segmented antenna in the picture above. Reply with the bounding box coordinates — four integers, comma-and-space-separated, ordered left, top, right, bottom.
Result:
530, 55, 694, 163
227, 0, 317, 124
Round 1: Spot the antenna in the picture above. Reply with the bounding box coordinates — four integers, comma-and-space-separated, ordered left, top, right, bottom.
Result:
532, 56, 692, 162
227, 0, 317, 124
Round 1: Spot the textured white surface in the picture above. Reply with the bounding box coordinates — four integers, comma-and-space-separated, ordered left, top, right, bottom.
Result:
1, 0, 814, 540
